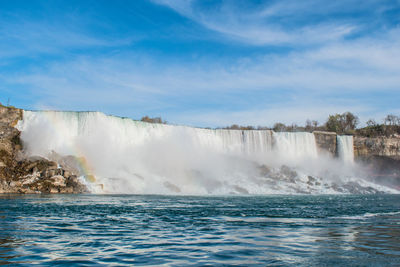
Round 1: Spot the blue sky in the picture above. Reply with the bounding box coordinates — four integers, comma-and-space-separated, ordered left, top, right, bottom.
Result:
1, 0, 399, 127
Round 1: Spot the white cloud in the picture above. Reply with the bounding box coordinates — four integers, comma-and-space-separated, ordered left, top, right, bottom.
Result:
5, 27, 400, 126
152, 0, 361, 45
2, 0, 399, 127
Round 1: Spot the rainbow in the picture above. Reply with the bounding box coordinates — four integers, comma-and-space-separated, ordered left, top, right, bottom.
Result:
20, 110, 97, 184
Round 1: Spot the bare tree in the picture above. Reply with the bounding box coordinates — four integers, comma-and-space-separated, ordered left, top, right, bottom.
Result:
366, 119, 377, 127
384, 114, 399, 126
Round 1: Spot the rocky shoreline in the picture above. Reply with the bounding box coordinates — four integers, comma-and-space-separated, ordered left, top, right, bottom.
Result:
0, 106, 87, 193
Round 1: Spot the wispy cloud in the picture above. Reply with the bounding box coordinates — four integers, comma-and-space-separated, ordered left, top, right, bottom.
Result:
152, 0, 390, 45
1, 0, 399, 127
5, 26, 400, 126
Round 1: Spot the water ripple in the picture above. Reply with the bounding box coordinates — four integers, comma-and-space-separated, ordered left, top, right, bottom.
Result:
0, 194, 400, 265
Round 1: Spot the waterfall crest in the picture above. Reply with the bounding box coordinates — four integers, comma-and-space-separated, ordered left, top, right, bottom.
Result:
16, 110, 394, 194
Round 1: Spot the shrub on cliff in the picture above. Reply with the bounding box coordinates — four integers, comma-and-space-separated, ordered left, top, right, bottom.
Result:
356, 124, 385, 137
305, 119, 319, 132
223, 124, 256, 130
356, 115, 400, 137
325, 112, 359, 134
140, 116, 166, 124
273, 123, 286, 132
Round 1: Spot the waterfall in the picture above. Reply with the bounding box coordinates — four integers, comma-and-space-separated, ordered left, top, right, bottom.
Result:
337, 135, 354, 163
16, 111, 276, 194
273, 132, 318, 160
242, 130, 273, 154
16, 110, 392, 194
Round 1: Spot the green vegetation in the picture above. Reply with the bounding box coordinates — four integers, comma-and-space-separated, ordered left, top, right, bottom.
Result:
325, 112, 359, 134
220, 112, 400, 137
0, 99, 16, 109
223, 124, 255, 130
356, 114, 400, 137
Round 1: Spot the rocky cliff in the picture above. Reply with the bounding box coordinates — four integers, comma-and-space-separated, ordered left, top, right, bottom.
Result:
0, 105, 87, 194
313, 130, 400, 183
313, 130, 400, 160
313, 131, 337, 156
354, 136, 400, 185
354, 137, 400, 159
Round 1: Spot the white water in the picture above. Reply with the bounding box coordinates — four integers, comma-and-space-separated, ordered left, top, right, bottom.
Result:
337, 135, 354, 163
273, 132, 318, 160
16, 111, 395, 194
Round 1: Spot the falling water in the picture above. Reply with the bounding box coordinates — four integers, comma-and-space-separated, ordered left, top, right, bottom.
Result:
273, 132, 318, 160
16, 111, 393, 194
337, 135, 354, 163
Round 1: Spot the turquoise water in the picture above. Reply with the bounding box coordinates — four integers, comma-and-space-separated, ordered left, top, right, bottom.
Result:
1, 194, 400, 266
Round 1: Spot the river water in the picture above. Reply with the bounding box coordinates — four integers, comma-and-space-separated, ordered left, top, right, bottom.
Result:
1, 194, 400, 266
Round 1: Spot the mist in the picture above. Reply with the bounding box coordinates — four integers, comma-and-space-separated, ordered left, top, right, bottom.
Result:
17, 110, 397, 194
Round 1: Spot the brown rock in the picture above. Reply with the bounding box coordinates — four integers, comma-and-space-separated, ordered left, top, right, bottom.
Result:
354, 136, 400, 159
63, 170, 71, 178
50, 175, 66, 187
50, 188, 59, 194
313, 131, 337, 156
60, 187, 74, 193
0, 105, 87, 194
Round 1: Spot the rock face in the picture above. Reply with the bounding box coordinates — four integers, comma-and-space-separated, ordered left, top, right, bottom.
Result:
0, 105, 87, 194
353, 136, 400, 186
359, 155, 400, 186
0, 105, 22, 157
313, 131, 337, 156
313, 131, 400, 160
313, 131, 400, 185
354, 136, 400, 159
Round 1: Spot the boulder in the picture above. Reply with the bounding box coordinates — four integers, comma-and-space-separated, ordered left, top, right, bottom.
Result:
0, 105, 87, 194
50, 188, 59, 194
50, 175, 66, 187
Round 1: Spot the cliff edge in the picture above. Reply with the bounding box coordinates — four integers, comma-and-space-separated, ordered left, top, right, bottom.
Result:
0, 105, 87, 193
354, 136, 400, 185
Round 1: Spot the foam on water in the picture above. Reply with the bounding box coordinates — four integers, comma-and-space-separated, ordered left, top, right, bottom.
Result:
16, 110, 395, 194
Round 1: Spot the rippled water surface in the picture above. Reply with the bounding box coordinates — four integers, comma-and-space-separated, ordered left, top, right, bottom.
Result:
1, 194, 400, 266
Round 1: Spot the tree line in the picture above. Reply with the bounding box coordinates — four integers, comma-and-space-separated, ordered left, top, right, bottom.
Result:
222, 112, 400, 137
140, 112, 400, 137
